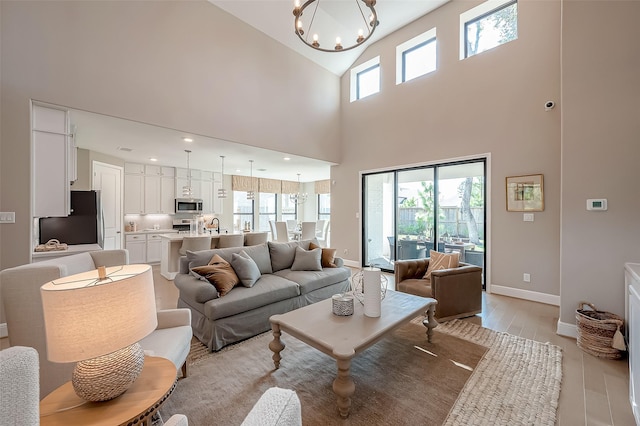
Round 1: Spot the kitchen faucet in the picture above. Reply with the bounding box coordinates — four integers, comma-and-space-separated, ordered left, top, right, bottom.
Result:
210, 217, 220, 234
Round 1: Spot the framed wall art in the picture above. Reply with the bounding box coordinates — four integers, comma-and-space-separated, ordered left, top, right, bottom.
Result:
505, 174, 544, 212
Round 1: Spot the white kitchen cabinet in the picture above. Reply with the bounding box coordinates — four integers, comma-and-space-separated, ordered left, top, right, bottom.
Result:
125, 162, 145, 174
125, 234, 146, 264
201, 179, 213, 213
32, 104, 72, 217
146, 233, 163, 263
144, 174, 162, 213
124, 173, 144, 214
626, 263, 640, 425
161, 175, 176, 214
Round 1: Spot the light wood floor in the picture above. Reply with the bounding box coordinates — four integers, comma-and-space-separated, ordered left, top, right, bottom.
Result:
2, 265, 635, 425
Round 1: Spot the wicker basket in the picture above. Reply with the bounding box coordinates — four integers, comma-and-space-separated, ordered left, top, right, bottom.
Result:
576, 301, 626, 359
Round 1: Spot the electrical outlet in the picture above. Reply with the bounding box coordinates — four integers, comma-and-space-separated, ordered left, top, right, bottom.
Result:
523, 273, 531, 283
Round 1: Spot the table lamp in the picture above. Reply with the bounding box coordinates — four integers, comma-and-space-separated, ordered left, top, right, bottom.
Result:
41, 264, 158, 402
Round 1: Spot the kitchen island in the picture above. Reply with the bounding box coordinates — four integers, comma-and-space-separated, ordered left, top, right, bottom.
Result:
159, 232, 269, 280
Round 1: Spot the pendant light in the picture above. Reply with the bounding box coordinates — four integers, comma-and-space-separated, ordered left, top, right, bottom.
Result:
182, 150, 193, 197
247, 160, 255, 200
218, 156, 227, 199
290, 173, 308, 205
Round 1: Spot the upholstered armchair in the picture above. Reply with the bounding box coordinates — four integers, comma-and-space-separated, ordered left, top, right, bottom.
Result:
394, 258, 482, 321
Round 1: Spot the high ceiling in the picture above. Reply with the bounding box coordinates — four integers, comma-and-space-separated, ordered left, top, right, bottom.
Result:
209, 0, 450, 75
72, 1, 451, 181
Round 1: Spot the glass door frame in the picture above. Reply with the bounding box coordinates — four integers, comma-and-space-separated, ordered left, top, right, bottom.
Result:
361, 157, 487, 287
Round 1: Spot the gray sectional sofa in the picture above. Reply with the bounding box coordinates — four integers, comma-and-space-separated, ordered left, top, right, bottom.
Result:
174, 240, 351, 351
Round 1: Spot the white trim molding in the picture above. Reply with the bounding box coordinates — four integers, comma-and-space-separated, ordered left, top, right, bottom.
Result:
489, 284, 560, 306
0, 323, 7, 338
556, 320, 578, 339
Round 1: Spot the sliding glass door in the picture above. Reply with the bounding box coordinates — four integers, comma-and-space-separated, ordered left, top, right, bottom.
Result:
362, 159, 486, 284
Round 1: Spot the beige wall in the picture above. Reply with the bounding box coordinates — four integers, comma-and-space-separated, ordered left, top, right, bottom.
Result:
0, 1, 340, 269
333, 0, 562, 297
559, 1, 640, 324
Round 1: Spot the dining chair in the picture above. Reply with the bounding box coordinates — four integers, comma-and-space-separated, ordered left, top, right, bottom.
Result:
268, 220, 277, 241
286, 220, 298, 232
244, 232, 268, 246
217, 234, 245, 248
317, 220, 330, 247
179, 235, 212, 256
275, 222, 290, 243
315, 220, 326, 238
301, 222, 316, 240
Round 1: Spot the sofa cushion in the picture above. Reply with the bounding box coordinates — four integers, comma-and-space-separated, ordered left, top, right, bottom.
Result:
291, 247, 322, 271
274, 267, 351, 295
192, 255, 239, 297
423, 250, 459, 280
231, 251, 261, 288
175, 273, 219, 303
203, 274, 300, 320
309, 242, 337, 268
268, 240, 316, 272
187, 243, 272, 274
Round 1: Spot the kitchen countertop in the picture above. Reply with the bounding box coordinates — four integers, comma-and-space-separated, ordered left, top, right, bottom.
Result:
124, 229, 178, 235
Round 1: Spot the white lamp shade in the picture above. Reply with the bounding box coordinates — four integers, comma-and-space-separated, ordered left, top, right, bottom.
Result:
41, 264, 158, 363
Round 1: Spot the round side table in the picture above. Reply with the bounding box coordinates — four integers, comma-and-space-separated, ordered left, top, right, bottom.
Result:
40, 356, 177, 426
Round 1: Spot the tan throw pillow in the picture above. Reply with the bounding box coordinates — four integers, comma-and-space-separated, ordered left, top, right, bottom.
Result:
309, 242, 337, 268
423, 250, 459, 281
191, 254, 239, 297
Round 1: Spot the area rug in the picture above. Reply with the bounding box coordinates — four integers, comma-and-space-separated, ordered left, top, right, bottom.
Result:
161, 319, 562, 425
161, 322, 487, 425
434, 319, 563, 426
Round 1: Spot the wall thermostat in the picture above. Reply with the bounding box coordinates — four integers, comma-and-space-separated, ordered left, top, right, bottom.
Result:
586, 199, 607, 211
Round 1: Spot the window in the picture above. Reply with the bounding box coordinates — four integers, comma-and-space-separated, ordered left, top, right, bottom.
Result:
350, 56, 380, 102
281, 194, 297, 223
318, 193, 330, 221
259, 193, 277, 232
460, 0, 518, 59
396, 28, 437, 84
233, 191, 254, 232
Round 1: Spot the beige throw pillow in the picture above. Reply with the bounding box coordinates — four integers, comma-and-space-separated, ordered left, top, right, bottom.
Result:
309, 242, 337, 268
423, 250, 459, 281
191, 254, 240, 297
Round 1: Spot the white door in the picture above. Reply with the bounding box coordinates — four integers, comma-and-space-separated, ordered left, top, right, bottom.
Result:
93, 162, 123, 249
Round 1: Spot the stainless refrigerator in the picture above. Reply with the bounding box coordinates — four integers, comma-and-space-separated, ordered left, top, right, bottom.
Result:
39, 190, 104, 247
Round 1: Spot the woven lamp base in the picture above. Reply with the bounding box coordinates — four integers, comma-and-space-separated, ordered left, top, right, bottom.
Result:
72, 343, 145, 402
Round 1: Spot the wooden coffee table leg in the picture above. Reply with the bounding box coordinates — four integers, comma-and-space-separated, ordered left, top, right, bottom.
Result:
422, 301, 438, 343
269, 322, 285, 369
333, 357, 355, 418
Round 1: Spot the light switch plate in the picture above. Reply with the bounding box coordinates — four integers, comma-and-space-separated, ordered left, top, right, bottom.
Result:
0, 212, 16, 223
587, 199, 607, 211
523, 213, 534, 222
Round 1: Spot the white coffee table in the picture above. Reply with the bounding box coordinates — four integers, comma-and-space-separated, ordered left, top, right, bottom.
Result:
269, 290, 437, 418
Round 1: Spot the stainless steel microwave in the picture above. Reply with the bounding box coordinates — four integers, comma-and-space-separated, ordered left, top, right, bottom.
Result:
175, 198, 203, 214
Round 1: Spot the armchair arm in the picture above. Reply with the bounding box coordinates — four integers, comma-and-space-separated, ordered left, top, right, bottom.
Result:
431, 264, 482, 321
156, 308, 192, 329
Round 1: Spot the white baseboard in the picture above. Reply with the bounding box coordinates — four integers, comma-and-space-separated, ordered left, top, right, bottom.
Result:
557, 320, 578, 338
489, 284, 560, 306
343, 259, 360, 268
0, 323, 7, 339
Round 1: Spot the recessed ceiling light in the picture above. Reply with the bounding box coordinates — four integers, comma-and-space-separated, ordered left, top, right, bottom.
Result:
236, 169, 241, 172
117, 146, 133, 152
258, 168, 267, 172
149, 158, 158, 162
183, 137, 193, 142
284, 157, 291, 161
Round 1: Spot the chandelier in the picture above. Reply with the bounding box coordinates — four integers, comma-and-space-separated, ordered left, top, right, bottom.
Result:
247, 160, 255, 201
182, 149, 193, 197
293, 0, 379, 52
218, 156, 227, 199
290, 173, 308, 205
